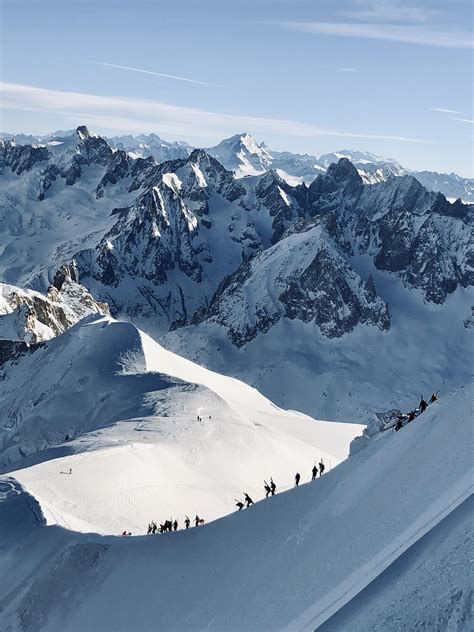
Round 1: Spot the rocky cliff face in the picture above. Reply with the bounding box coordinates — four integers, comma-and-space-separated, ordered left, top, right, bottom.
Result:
306, 160, 472, 304
0, 265, 109, 344
73, 150, 308, 330
194, 218, 390, 346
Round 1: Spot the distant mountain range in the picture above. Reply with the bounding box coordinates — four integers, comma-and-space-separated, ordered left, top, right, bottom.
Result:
1, 129, 473, 202
0, 126, 472, 420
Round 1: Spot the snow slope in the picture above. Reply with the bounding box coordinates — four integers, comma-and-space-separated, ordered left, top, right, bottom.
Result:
2, 315, 361, 534
161, 263, 473, 423
0, 384, 471, 631
318, 495, 473, 632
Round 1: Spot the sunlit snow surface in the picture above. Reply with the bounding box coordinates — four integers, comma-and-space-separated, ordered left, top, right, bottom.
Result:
2, 315, 361, 535
0, 384, 471, 631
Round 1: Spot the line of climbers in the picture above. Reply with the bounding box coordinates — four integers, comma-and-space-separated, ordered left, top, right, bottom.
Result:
147, 514, 205, 535
235, 459, 326, 511
394, 392, 439, 432
145, 458, 327, 533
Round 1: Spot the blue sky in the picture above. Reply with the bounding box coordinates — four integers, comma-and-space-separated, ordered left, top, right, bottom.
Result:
0, 0, 472, 175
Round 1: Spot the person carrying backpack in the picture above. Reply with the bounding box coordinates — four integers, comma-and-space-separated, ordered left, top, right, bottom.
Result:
419, 396, 428, 414
295, 472, 301, 487
244, 493, 254, 508
311, 465, 318, 480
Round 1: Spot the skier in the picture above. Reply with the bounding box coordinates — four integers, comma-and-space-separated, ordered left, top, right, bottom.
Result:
185, 516, 190, 529
295, 472, 301, 487
195, 515, 201, 527
264, 481, 272, 498
244, 493, 254, 508
270, 478, 276, 496
319, 459, 325, 475
235, 499, 244, 511
173, 519, 178, 532
419, 396, 428, 414
430, 392, 438, 404
311, 465, 318, 480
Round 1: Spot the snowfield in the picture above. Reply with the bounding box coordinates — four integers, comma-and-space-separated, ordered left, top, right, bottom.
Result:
0, 383, 471, 631
2, 315, 362, 535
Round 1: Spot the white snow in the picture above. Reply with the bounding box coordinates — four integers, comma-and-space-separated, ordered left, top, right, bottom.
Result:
278, 185, 292, 206
3, 315, 362, 536
0, 382, 471, 630
162, 172, 183, 193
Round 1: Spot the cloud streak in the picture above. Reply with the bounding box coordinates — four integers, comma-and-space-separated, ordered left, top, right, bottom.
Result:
96, 62, 220, 87
0, 81, 430, 145
277, 21, 473, 49
430, 107, 461, 114
452, 117, 473, 124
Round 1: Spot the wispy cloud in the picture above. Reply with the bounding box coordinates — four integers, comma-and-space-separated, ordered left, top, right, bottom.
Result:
452, 117, 474, 124
96, 62, 220, 87
339, 0, 440, 24
336, 67, 359, 72
430, 107, 461, 114
0, 82, 430, 144
277, 21, 473, 49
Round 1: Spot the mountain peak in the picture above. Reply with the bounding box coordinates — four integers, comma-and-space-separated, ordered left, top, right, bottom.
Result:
76, 125, 96, 141
327, 157, 361, 182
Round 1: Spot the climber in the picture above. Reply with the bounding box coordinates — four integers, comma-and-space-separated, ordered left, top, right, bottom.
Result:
185, 516, 190, 529
151, 521, 157, 535
270, 478, 276, 496
419, 396, 428, 414
395, 416, 404, 432
147, 523, 152, 535
430, 392, 438, 404
264, 481, 272, 498
235, 499, 244, 511
311, 465, 318, 480
195, 515, 201, 527
407, 410, 416, 423
244, 493, 254, 508
173, 519, 178, 532
319, 459, 325, 475
295, 472, 301, 487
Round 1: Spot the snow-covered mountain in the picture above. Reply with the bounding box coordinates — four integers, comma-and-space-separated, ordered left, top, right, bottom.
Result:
1, 127, 472, 421
3, 128, 473, 201
0, 124, 472, 631
0, 314, 361, 528
108, 132, 193, 162
0, 382, 471, 629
